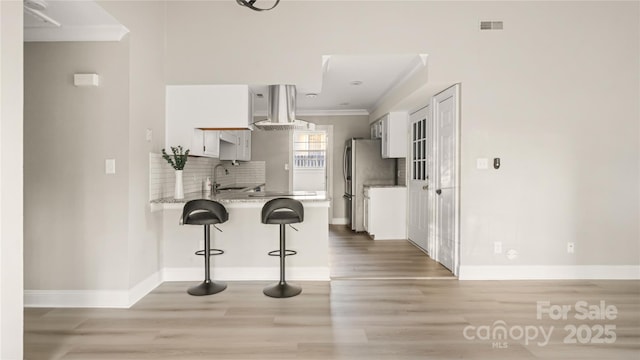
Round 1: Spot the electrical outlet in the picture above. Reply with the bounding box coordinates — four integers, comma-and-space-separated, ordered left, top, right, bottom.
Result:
567, 242, 575, 254
494, 241, 503, 254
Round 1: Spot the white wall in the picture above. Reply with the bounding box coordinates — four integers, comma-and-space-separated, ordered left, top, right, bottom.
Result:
24, 41, 131, 291
99, 1, 167, 291
24, 2, 169, 303
0, 1, 24, 358
163, 1, 640, 273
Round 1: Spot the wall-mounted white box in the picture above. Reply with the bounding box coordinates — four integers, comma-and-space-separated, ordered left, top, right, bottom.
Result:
74, 73, 100, 87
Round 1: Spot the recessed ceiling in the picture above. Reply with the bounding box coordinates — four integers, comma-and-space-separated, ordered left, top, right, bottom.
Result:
23, 0, 128, 42
23, 2, 427, 117
250, 54, 428, 116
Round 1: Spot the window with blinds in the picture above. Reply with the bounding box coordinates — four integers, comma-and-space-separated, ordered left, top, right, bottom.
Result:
293, 131, 326, 169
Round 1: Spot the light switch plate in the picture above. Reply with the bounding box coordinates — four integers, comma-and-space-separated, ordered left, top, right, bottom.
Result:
494, 241, 503, 254
145, 129, 153, 142
105, 159, 116, 174
477, 158, 489, 169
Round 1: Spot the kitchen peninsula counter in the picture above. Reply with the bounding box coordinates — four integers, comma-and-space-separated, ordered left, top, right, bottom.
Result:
152, 191, 330, 282
151, 190, 329, 210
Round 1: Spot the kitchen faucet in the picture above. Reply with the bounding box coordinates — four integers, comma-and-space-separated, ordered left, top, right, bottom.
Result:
212, 163, 229, 194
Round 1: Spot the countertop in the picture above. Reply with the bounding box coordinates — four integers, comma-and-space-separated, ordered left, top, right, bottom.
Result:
151, 190, 329, 211
363, 184, 407, 188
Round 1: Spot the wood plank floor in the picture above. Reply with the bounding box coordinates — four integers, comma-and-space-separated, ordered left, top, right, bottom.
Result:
328, 225, 454, 279
24, 226, 640, 359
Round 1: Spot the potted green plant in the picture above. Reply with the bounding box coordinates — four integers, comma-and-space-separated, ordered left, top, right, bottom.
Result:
162, 146, 190, 199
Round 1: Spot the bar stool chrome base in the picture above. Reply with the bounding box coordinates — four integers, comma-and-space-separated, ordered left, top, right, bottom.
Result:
263, 282, 302, 298
188, 280, 227, 296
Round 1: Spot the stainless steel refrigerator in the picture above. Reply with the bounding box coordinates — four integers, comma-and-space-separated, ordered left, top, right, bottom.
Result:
343, 138, 396, 232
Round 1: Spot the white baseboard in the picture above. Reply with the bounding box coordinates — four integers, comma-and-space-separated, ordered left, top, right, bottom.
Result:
25, 271, 162, 309
162, 266, 330, 282
330, 217, 348, 225
458, 265, 640, 280
27, 265, 637, 307
127, 271, 162, 306
24, 289, 131, 308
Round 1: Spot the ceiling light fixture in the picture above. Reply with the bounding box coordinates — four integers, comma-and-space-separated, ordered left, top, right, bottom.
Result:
350, 81, 363, 86
305, 93, 318, 98
236, 0, 280, 12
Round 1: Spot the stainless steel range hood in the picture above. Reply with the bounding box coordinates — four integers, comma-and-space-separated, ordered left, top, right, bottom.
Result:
253, 85, 315, 131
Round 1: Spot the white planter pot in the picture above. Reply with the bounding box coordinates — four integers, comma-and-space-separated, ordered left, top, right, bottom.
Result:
174, 170, 184, 199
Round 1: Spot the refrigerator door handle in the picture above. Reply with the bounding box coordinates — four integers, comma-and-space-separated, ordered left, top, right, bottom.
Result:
342, 145, 348, 182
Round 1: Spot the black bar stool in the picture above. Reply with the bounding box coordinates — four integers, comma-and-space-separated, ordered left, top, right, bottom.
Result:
181, 199, 229, 296
261, 198, 304, 298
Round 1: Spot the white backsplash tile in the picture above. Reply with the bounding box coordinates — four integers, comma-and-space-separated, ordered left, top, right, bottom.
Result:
149, 153, 266, 201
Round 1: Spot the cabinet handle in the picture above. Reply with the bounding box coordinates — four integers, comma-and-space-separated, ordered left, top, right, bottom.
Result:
422, 185, 429, 190
436, 189, 442, 195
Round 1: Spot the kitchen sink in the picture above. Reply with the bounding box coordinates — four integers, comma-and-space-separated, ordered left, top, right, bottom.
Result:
217, 186, 248, 191
248, 191, 316, 198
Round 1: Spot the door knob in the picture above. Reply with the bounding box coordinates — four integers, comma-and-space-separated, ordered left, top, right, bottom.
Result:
436, 189, 442, 195
422, 185, 429, 190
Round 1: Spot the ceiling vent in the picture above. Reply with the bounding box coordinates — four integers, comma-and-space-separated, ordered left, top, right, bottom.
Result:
480, 21, 503, 30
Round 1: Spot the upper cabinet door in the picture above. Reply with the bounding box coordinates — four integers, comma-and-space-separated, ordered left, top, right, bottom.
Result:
236, 130, 252, 161
380, 111, 408, 158
166, 84, 253, 130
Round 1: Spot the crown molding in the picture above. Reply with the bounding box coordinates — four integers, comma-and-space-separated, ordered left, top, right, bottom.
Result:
24, 25, 129, 42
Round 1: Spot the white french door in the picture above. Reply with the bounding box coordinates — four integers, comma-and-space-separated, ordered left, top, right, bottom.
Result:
433, 84, 460, 274
408, 106, 431, 252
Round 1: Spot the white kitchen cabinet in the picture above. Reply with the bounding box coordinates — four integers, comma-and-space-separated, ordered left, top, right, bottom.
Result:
219, 130, 251, 161
166, 84, 253, 129
203, 130, 221, 157
370, 120, 382, 139
219, 131, 239, 145
166, 85, 254, 152
191, 129, 220, 158
365, 186, 407, 240
363, 194, 370, 232
380, 112, 408, 158
236, 130, 252, 161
